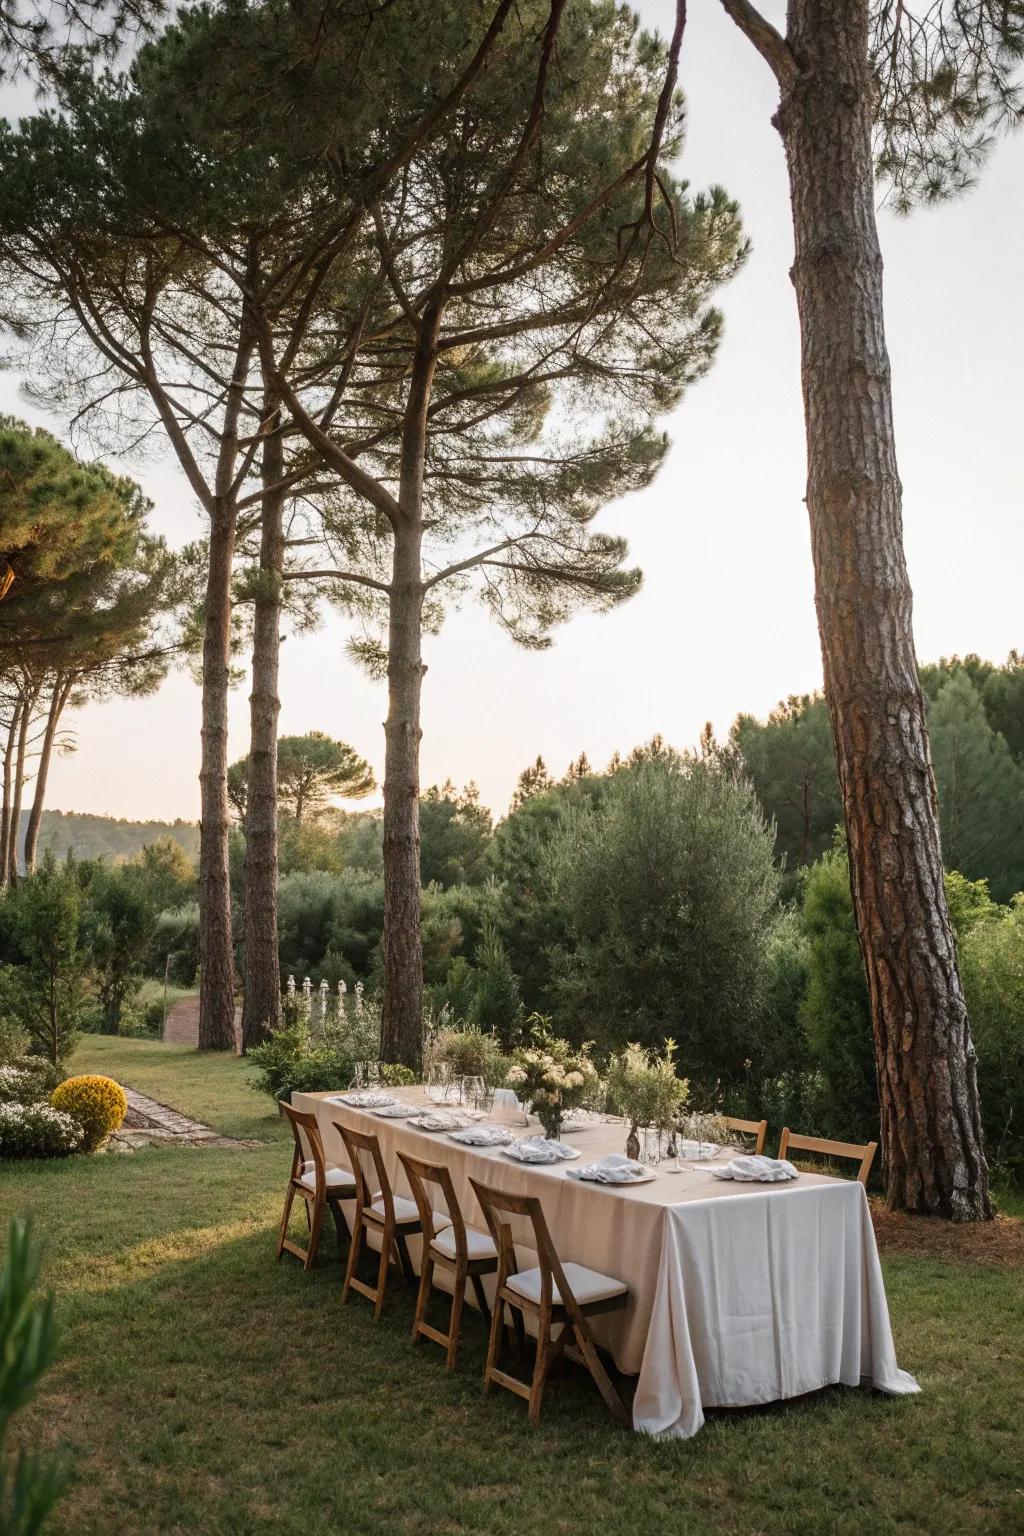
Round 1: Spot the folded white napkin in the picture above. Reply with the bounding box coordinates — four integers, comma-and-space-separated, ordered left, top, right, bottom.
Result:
407, 1110, 472, 1131
677, 1139, 720, 1161
507, 1136, 578, 1163
710, 1155, 798, 1183
570, 1154, 647, 1184
331, 1091, 397, 1109
371, 1103, 413, 1118
449, 1125, 515, 1147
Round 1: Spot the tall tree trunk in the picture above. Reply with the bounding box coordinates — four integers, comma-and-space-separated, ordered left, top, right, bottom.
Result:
195, 316, 255, 1053
774, 0, 990, 1217
24, 675, 69, 875
381, 521, 425, 1070
0, 698, 22, 889
7, 689, 34, 885
380, 307, 441, 1072
241, 400, 284, 1052
198, 504, 239, 1051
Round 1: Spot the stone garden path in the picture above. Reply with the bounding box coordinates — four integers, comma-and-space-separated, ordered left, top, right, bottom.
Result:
111, 1087, 260, 1152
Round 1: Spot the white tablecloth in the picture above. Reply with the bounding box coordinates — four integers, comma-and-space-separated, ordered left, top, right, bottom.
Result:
293, 1088, 919, 1436
633, 1178, 919, 1437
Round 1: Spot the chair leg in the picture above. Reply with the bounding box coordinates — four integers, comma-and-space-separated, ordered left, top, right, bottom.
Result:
572, 1318, 630, 1426
411, 1255, 433, 1345
394, 1230, 415, 1283
511, 1303, 527, 1361
276, 1184, 296, 1262
446, 1281, 465, 1372
483, 1295, 506, 1393
305, 1198, 325, 1271
372, 1222, 393, 1322
470, 1271, 491, 1323
529, 1309, 553, 1427
329, 1197, 349, 1259
342, 1215, 363, 1303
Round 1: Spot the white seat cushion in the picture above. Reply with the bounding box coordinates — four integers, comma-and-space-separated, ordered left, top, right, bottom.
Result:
430, 1225, 497, 1262
506, 1262, 627, 1308
298, 1163, 356, 1193
369, 1194, 452, 1229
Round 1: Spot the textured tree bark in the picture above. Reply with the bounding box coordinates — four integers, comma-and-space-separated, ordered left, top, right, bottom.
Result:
774, 0, 990, 1217
7, 687, 35, 885
379, 309, 441, 1072
197, 503, 240, 1052
0, 697, 23, 888
380, 522, 426, 1070
24, 675, 70, 875
240, 401, 285, 1052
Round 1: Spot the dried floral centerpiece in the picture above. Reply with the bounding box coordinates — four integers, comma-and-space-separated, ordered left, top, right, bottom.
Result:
606, 1040, 689, 1160
507, 1017, 599, 1140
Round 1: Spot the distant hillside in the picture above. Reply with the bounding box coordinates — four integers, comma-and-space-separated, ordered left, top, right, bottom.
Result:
19, 809, 200, 865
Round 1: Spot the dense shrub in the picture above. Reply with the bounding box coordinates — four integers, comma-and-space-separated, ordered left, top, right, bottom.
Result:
147, 904, 200, 986
544, 757, 779, 1089
0, 1102, 84, 1158
0, 1059, 63, 1106
51, 1074, 127, 1150
959, 894, 1024, 1175
276, 869, 384, 984
798, 846, 877, 1144
0, 856, 91, 1064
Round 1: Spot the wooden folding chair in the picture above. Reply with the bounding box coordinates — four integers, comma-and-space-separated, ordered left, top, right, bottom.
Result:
398, 1151, 498, 1371
722, 1115, 768, 1156
339, 1124, 452, 1322
777, 1128, 878, 1185
469, 1177, 629, 1428
276, 1102, 356, 1270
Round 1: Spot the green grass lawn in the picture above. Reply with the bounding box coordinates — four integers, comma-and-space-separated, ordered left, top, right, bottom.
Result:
1, 1040, 1022, 1536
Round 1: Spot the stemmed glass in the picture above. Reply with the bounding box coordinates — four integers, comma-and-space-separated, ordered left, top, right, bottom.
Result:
427, 1061, 452, 1105
461, 1075, 486, 1113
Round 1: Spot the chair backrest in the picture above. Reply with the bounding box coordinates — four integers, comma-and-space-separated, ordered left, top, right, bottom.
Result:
722, 1115, 768, 1156
469, 1177, 574, 1314
398, 1152, 460, 1252
337, 1123, 392, 1217
777, 1128, 878, 1186
280, 1101, 326, 1192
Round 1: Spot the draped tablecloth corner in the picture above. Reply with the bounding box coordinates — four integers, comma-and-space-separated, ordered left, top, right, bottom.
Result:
632, 1180, 920, 1439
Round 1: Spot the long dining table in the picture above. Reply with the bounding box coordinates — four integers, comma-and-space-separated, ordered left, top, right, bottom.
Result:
291, 1085, 919, 1437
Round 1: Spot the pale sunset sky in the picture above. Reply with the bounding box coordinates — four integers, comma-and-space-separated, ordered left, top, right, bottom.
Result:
3, 0, 1022, 823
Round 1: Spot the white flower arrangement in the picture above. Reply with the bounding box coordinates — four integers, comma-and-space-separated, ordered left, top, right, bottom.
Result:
512, 1020, 600, 1139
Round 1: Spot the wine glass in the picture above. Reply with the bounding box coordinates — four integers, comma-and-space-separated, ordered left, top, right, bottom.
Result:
427, 1061, 451, 1105
462, 1075, 486, 1113
641, 1127, 663, 1167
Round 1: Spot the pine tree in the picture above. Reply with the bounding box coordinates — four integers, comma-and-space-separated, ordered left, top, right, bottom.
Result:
703, 0, 1024, 1217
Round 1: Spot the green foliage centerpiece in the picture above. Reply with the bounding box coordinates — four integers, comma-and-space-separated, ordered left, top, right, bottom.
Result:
607, 1040, 689, 1160
508, 1018, 598, 1140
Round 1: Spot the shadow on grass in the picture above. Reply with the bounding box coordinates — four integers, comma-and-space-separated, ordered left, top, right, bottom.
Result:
5, 1146, 1022, 1536
13, 1215, 938, 1536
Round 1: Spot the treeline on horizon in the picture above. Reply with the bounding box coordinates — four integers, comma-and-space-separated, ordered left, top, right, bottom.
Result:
31, 647, 1024, 893
15, 809, 200, 866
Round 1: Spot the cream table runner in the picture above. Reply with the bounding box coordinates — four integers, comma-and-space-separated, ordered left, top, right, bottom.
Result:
292, 1086, 919, 1437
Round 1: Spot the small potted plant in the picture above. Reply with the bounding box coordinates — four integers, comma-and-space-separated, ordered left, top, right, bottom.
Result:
507, 1016, 599, 1140
606, 1040, 688, 1160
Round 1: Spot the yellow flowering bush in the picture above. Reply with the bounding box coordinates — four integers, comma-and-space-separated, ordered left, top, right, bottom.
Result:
51, 1075, 127, 1151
